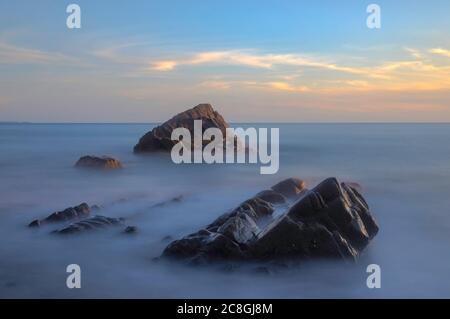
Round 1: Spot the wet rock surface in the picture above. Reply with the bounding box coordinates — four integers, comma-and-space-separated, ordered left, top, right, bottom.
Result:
75, 155, 123, 169
134, 103, 229, 153
28, 203, 91, 227
162, 177, 378, 264
53, 215, 128, 235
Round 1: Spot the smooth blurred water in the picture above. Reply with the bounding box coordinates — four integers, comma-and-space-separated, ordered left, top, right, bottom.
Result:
1, 123, 450, 298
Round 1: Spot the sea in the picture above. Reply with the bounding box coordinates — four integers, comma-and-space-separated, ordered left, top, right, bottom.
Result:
1, 123, 450, 298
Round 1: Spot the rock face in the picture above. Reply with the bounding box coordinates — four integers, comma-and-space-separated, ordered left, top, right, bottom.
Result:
53, 215, 126, 235
75, 156, 123, 169
134, 103, 229, 153
28, 201, 137, 235
28, 203, 90, 227
162, 178, 379, 264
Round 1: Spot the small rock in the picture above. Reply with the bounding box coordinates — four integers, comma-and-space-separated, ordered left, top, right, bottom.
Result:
28, 203, 90, 227
54, 215, 125, 235
75, 155, 123, 169
124, 226, 138, 234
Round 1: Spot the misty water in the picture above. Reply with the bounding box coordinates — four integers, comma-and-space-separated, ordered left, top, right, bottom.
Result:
1, 123, 450, 298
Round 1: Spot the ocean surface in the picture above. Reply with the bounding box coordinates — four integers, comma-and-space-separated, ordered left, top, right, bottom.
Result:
1, 123, 450, 298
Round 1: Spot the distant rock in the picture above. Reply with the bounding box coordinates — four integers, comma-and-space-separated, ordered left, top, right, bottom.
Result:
134, 103, 229, 153
28, 203, 90, 227
162, 178, 379, 265
75, 156, 123, 169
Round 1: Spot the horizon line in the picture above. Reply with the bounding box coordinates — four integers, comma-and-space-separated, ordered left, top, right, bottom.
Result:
2, 121, 450, 125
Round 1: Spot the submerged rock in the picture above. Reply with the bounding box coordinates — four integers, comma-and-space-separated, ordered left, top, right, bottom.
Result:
134, 103, 229, 153
150, 195, 184, 208
123, 225, 138, 234
53, 215, 127, 235
75, 155, 123, 169
28, 203, 90, 227
162, 178, 378, 264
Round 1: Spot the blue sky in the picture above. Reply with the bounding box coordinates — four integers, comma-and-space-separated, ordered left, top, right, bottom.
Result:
0, 0, 449, 122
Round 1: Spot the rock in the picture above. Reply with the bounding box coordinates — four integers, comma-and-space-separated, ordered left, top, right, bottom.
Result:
124, 226, 138, 234
28, 203, 90, 227
255, 190, 287, 205
162, 235, 173, 242
161, 177, 378, 265
151, 195, 184, 208
134, 103, 230, 153
271, 178, 306, 199
75, 156, 122, 169
344, 182, 363, 192
53, 215, 125, 235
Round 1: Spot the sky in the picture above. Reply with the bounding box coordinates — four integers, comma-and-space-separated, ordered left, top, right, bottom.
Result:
0, 0, 449, 122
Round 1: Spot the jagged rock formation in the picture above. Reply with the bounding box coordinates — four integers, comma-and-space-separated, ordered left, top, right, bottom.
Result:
162, 178, 378, 264
28, 203, 90, 227
134, 103, 229, 153
53, 215, 127, 235
75, 156, 123, 169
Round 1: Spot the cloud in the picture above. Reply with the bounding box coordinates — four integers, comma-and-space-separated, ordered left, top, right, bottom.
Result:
404, 47, 423, 59
150, 50, 364, 74
195, 79, 311, 93
0, 41, 79, 65
7, 38, 445, 98
152, 60, 177, 71
430, 48, 450, 58
145, 48, 450, 93
198, 80, 231, 90
87, 42, 450, 95
91, 42, 148, 64
268, 82, 310, 92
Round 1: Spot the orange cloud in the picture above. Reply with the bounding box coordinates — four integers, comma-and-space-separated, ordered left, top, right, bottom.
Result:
152, 60, 177, 71
268, 82, 310, 92
150, 50, 364, 74
430, 48, 450, 58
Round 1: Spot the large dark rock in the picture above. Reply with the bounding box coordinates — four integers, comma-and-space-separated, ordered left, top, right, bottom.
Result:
75, 156, 123, 169
134, 103, 230, 153
162, 178, 379, 264
28, 203, 91, 227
